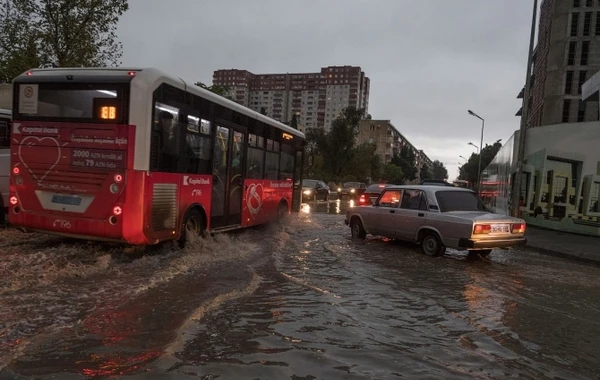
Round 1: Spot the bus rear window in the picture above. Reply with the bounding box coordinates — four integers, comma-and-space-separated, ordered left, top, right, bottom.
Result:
16, 83, 127, 124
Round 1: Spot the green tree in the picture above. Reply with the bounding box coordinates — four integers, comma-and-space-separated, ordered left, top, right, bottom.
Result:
346, 142, 381, 182
194, 82, 232, 99
0, 0, 129, 83
459, 139, 503, 186
290, 113, 298, 129
419, 163, 431, 181
320, 106, 365, 181
431, 160, 448, 180
391, 146, 417, 182
381, 163, 403, 184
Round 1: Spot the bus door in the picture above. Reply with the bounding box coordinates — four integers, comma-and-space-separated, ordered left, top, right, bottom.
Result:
210, 124, 246, 229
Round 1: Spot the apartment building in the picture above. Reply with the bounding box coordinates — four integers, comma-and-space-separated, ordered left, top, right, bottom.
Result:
213, 66, 370, 130
356, 120, 432, 180
517, 0, 600, 126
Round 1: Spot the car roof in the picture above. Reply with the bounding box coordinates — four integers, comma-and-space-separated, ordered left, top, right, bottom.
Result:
383, 185, 474, 193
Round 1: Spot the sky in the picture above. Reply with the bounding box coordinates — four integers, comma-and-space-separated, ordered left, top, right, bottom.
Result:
117, 0, 536, 180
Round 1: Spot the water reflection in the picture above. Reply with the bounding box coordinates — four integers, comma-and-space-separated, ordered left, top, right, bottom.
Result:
300, 199, 353, 215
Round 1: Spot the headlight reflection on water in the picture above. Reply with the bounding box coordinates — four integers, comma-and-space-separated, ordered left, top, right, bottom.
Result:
301, 204, 311, 213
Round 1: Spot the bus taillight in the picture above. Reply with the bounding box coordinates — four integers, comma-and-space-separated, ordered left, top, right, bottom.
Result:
112, 206, 122, 216
12, 167, 20, 175
114, 174, 123, 183
9, 196, 18, 205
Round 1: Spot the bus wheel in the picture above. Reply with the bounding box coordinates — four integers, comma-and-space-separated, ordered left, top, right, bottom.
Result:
178, 208, 205, 248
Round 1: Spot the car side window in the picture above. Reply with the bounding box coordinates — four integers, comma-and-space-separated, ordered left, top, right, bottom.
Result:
400, 190, 429, 211
378, 190, 402, 208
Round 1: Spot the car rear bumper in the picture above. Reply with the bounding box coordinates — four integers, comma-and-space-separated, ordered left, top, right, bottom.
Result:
458, 237, 527, 249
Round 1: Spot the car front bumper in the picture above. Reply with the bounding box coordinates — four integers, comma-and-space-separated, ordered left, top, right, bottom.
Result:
458, 237, 527, 249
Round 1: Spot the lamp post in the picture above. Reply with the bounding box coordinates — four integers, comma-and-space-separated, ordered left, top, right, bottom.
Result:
467, 110, 485, 194
459, 155, 468, 161
468, 142, 479, 152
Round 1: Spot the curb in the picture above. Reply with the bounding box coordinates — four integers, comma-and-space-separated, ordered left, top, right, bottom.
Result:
525, 242, 600, 266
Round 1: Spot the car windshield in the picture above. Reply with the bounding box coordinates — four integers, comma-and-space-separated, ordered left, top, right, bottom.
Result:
435, 191, 487, 212
343, 182, 361, 188
302, 180, 318, 187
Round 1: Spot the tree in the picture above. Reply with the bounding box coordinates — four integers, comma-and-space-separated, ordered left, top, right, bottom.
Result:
419, 163, 432, 181
319, 106, 365, 181
290, 113, 298, 129
391, 146, 417, 183
431, 160, 448, 180
346, 142, 381, 183
0, 0, 129, 83
459, 139, 503, 186
381, 163, 403, 184
194, 82, 232, 99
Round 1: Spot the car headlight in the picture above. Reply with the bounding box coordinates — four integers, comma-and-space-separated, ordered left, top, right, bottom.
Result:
337, 188, 342, 192
303, 190, 312, 195
350, 189, 355, 193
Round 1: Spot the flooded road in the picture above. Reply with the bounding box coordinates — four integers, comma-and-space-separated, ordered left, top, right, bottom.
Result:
1, 200, 599, 379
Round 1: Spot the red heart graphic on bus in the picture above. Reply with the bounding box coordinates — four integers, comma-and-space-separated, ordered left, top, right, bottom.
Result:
18, 136, 62, 182
246, 183, 263, 219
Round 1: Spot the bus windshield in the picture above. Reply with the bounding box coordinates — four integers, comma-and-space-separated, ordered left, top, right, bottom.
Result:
15, 83, 127, 124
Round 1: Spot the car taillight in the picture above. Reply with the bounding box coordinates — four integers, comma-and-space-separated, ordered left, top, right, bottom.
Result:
512, 223, 526, 234
473, 224, 491, 234
359, 194, 366, 204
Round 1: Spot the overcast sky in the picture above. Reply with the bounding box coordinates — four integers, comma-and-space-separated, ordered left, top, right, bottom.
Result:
117, 0, 536, 180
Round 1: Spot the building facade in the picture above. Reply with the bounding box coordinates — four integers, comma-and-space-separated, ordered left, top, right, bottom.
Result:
517, 0, 600, 126
213, 66, 370, 130
356, 119, 432, 181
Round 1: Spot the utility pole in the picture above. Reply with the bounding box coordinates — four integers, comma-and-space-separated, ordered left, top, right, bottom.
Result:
512, 0, 538, 217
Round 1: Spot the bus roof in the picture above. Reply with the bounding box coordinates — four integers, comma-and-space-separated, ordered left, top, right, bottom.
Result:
14, 67, 306, 139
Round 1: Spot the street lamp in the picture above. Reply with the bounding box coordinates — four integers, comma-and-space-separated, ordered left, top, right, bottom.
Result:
467, 110, 485, 194
459, 155, 468, 161
468, 142, 479, 152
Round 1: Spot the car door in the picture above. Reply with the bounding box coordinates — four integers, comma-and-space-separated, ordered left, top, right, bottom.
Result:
395, 189, 428, 241
367, 189, 402, 237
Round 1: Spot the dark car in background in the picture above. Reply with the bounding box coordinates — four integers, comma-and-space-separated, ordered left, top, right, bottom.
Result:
337, 182, 367, 200
358, 183, 394, 205
302, 179, 330, 202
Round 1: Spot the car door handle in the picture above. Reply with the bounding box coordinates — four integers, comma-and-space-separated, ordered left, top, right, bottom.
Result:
418, 213, 424, 217
389, 210, 395, 213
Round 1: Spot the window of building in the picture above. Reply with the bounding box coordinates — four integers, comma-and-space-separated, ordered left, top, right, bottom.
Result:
596, 12, 600, 35
586, 0, 593, 6
568, 41, 577, 65
581, 40, 590, 64
578, 70, 587, 94
562, 99, 572, 122
577, 100, 587, 122
565, 71, 574, 94
584, 12, 593, 35
571, 13, 580, 36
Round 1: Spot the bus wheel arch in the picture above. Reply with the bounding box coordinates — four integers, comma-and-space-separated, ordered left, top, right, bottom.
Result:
178, 205, 207, 248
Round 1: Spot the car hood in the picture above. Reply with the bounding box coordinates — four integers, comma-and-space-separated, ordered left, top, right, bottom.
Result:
443, 211, 522, 223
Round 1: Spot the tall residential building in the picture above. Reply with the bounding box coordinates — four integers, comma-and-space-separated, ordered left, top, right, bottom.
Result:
213, 66, 370, 130
517, 0, 600, 126
357, 120, 432, 181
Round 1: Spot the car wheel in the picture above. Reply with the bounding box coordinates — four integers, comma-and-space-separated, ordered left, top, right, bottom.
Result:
420, 233, 446, 257
350, 218, 366, 239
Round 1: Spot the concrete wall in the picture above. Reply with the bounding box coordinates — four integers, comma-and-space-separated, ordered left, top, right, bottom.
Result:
0, 84, 11, 110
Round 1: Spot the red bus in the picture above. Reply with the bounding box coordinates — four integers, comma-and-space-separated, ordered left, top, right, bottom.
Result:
8, 67, 305, 246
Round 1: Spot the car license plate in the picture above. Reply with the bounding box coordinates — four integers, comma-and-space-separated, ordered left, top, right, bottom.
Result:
491, 224, 509, 233
51, 195, 82, 206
